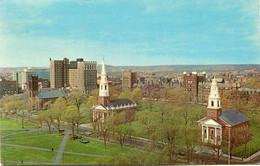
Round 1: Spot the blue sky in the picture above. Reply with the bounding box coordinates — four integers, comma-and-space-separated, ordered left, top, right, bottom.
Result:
0, 0, 259, 67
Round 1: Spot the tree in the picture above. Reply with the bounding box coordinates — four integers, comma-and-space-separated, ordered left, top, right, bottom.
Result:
131, 87, 142, 104
26, 99, 36, 121
157, 102, 171, 123
150, 121, 181, 164
110, 112, 133, 152
86, 96, 97, 107
52, 97, 67, 135
67, 90, 86, 133
40, 110, 54, 134
137, 110, 160, 137
62, 105, 78, 135
109, 85, 123, 100
119, 90, 134, 102
97, 118, 113, 149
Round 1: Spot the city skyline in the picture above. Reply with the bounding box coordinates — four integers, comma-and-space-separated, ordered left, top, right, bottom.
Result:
0, 0, 260, 67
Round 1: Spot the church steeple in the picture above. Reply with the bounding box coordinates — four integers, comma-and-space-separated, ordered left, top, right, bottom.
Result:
207, 77, 222, 120
98, 59, 110, 106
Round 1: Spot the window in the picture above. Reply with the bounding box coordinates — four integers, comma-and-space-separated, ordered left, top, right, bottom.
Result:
105, 85, 106, 90
204, 129, 207, 134
211, 129, 214, 135
211, 101, 214, 107
217, 101, 220, 107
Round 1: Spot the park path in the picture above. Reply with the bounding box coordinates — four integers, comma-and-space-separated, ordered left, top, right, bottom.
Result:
1, 129, 38, 138
54, 132, 69, 164
2, 134, 57, 141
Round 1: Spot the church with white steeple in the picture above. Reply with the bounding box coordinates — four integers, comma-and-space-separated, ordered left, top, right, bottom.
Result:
198, 77, 249, 145
93, 59, 137, 123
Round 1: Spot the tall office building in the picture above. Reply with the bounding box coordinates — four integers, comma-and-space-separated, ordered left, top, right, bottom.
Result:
13, 67, 50, 89
50, 58, 97, 94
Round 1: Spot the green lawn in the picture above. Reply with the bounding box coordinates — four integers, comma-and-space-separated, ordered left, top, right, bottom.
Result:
65, 136, 132, 156
0, 130, 24, 135
3, 133, 63, 150
1, 145, 57, 163
3, 130, 51, 139
61, 153, 104, 165
0, 117, 38, 129
232, 123, 260, 158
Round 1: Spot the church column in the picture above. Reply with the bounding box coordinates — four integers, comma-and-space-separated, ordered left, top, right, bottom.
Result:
202, 125, 204, 142
206, 126, 209, 141
215, 127, 217, 145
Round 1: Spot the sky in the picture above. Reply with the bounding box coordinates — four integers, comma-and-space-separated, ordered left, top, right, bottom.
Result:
0, 0, 260, 67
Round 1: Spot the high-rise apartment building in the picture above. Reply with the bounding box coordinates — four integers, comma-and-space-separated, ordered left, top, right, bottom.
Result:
122, 69, 137, 90
50, 58, 97, 94
183, 71, 206, 102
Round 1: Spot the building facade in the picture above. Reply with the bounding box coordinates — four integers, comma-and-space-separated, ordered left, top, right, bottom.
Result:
93, 60, 137, 124
13, 67, 50, 89
183, 71, 206, 102
0, 77, 17, 98
197, 78, 249, 145
122, 69, 137, 90
50, 58, 97, 94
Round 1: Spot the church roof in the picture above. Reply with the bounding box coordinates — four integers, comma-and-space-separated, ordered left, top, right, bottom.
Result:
220, 109, 249, 127
37, 90, 66, 99
109, 99, 134, 107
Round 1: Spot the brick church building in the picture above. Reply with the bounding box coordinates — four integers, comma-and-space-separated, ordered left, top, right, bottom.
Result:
93, 60, 137, 123
197, 77, 249, 145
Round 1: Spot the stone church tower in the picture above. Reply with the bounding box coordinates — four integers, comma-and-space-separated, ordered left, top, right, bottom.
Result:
98, 59, 110, 106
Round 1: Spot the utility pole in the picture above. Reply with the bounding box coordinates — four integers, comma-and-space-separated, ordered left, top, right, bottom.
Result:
228, 129, 231, 164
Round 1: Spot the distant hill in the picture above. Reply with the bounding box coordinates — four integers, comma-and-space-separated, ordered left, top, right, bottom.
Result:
1, 64, 259, 78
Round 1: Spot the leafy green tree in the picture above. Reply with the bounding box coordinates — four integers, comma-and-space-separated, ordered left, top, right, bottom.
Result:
52, 97, 67, 134
62, 105, 78, 135
131, 87, 142, 104
86, 96, 97, 106
67, 90, 86, 133
119, 90, 134, 102
110, 112, 133, 152
40, 110, 54, 134
97, 118, 113, 149
137, 110, 160, 137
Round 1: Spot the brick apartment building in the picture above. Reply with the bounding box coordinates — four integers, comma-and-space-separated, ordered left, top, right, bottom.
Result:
122, 69, 137, 90
50, 58, 97, 94
183, 71, 206, 102
0, 77, 17, 98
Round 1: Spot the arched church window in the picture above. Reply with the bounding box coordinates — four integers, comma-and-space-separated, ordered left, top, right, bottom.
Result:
105, 85, 106, 90
217, 101, 219, 107
211, 101, 214, 107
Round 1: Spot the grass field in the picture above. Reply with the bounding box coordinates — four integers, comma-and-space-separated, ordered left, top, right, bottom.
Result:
0, 130, 25, 135
61, 153, 104, 165
3, 130, 51, 139
1, 145, 57, 163
2, 133, 64, 150
65, 136, 132, 156
0, 117, 38, 129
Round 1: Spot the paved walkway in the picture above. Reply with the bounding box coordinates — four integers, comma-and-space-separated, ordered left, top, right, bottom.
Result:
1, 129, 38, 138
2, 134, 57, 141
54, 132, 69, 164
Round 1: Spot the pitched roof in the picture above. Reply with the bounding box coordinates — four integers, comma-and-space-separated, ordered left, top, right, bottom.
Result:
220, 109, 249, 127
109, 99, 134, 107
37, 90, 66, 99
